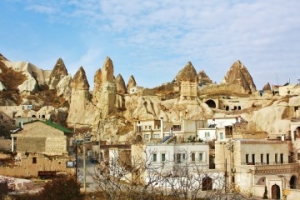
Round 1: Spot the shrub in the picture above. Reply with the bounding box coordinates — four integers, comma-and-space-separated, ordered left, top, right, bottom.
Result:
40, 176, 82, 200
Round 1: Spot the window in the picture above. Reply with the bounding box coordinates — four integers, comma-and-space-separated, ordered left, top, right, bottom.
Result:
199, 153, 203, 161
32, 157, 37, 164
205, 132, 210, 138
266, 154, 270, 164
144, 134, 149, 139
252, 154, 255, 164
191, 153, 195, 162
149, 125, 152, 130
152, 154, 157, 162
280, 153, 284, 164
261, 154, 264, 164
161, 153, 166, 162
153, 134, 160, 138
246, 154, 249, 164
176, 154, 181, 163
220, 132, 224, 140
297, 153, 300, 160
275, 153, 278, 163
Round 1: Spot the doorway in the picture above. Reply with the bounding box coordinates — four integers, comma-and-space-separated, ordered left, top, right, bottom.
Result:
271, 184, 280, 199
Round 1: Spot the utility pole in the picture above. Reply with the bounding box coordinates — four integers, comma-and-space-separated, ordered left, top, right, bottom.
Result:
83, 143, 86, 192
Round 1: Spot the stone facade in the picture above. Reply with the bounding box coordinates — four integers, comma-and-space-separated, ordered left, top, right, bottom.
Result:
215, 139, 299, 198
12, 121, 70, 155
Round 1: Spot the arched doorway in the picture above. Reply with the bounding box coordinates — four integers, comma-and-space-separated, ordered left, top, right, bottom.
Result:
205, 100, 216, 108
271, 184, 280, 199
290, 175, 297, 189
202, 176, 212, 191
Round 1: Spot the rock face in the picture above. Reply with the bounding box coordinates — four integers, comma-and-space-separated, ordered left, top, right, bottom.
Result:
262, 82, 271, 91
93, 69, 102, 105
67, 67, 94, 128
115, 74, 126, 94
198, 70, 213, 85
48, 58, 68, 90
176, 61, 198, 82
2, 59, 51, 92
223, 60, 256, 94
249, 100, 292, 136
0, 54, 8, 61
127, 75, 137, 93
56, 75, 72, 102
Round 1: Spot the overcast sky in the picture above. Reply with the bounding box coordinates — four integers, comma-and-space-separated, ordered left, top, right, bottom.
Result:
0, 0, 299, 90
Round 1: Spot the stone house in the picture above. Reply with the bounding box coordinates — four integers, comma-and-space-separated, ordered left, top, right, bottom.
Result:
215, 139, 298, 199
0, 120, 75, 178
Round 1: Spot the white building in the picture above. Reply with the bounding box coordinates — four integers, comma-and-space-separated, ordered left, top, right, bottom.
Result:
141, 142, 224, 193
197, 117, 239, 141
135, 119, 205, 142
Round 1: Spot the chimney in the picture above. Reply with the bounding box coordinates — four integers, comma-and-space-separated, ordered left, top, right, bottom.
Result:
160, 117, 164, 138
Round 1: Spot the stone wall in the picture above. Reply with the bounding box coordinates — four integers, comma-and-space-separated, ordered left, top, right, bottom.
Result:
16, 137, 46, 152
0, 154, 74, 178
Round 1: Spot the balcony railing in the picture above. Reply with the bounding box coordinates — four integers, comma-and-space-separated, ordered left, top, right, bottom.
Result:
242, 163, 299, 175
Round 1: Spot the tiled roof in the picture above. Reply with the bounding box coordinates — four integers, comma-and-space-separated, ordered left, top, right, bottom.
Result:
42, 120, 72, 134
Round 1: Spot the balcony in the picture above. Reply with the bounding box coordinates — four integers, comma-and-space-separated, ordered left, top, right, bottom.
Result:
243, 163, 299, 175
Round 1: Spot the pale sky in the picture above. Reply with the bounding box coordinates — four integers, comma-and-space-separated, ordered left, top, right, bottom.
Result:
1, 0, 299, 90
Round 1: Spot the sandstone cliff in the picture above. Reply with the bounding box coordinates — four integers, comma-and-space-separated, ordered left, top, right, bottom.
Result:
1, 53, 299, 145
2, 59, 51, 92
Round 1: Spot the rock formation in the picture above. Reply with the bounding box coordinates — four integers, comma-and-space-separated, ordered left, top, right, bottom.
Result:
66, 67, 94, 128
198, 70, 213, 85
222, 60, 256, 94
93, 69, 102, 105
127, 75, 137, 93
48, 58, 68, 90
176, 61, 198, 82
93, 57, 117, 122
56, 75, 72, 102
1, 58, 51, 92
1, 53, 299, 144
101, 57, 114, 82
176, 62, 198, 101
262, 82, 271, 91
115, 74, 126, 94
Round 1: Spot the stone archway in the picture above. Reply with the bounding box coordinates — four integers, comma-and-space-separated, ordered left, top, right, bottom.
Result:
205, 99, 216, 108
290, 175, 297, 189
271, 184, 280, 199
